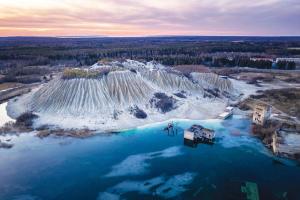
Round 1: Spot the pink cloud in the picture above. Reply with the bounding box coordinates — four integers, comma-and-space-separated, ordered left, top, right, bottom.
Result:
0, 0, 299, 36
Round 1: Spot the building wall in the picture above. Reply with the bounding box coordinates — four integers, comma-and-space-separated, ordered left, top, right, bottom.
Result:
253, 105, 271, 125
184, 130, 194, 141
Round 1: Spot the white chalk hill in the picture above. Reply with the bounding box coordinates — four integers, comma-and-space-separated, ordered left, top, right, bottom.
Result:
8, 60, 234, 130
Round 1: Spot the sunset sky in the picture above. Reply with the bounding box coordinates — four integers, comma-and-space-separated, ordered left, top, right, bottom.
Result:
0, 0, 299, 37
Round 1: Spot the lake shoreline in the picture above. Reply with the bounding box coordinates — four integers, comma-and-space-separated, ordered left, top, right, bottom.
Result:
1, 113, 300, 200
1, 78, 300, 162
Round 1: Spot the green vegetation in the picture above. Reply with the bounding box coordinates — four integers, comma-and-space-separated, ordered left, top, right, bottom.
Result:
62, 67, 125, 79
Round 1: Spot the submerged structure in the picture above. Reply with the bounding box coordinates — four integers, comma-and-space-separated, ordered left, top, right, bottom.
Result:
241, 182, 260, 200
7, 60, 240, 131
184, 124, 215, 142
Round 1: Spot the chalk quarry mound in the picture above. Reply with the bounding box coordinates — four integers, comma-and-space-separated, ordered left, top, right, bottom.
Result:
7, 60, 238, 131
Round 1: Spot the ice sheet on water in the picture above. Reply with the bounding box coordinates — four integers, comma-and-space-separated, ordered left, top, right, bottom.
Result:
148, 146, 182, 158
105, 154, 150, 177
105, 146, 183, 177
97, 177, 164, 200
112, 176, 164, 194
98, 172, 196, 200
219, 133, 258, 148
155, 172, 196, 198
217, 127, 279, 159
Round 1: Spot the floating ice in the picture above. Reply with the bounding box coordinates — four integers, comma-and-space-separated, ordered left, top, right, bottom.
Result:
155, 172, 196, 198
148, 146, 182, 158
105, 146, 183, 177
111, 176, 165, 194
105, 154, 150, 177
99, 172, 196, 199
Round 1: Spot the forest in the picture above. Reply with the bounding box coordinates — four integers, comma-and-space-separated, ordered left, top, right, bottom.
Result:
0, 36, 299, 73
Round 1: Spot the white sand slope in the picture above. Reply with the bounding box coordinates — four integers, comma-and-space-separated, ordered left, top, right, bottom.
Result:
7, 60, 249, 131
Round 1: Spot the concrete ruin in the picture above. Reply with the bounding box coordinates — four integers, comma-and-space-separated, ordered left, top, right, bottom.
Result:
252, 103, 272, 125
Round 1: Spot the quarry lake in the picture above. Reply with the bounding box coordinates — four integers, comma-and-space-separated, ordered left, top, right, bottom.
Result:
1, 116, 300, 200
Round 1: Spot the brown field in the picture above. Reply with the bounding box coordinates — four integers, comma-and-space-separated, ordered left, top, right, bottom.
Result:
0, 82, 22, 91
239, 88, 300, 119
213, 67, 300, 84
231, 72, 274, 82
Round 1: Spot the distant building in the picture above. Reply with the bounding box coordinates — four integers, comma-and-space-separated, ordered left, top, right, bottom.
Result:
253, 104, 272, 125
276, 58, 300, 66
250, 57, 274, 62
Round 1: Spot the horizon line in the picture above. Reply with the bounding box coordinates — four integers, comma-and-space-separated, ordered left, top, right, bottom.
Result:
1, 35, 300, 38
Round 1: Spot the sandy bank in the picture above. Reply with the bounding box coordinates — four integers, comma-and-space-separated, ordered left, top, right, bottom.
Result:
6, 78, 258, 132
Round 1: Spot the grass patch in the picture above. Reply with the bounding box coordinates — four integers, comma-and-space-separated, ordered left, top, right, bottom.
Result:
62, 68, 102, 79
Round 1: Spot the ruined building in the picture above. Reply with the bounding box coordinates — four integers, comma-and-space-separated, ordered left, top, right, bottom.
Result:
253, 103, 272, 125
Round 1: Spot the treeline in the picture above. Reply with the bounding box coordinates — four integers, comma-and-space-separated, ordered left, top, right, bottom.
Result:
211, 57, 296, 70
0, 66, 50, 84
0, 37, 299, 70
211, 58, 273, 69
0, 43, 267, 68
277, 61, 297, 70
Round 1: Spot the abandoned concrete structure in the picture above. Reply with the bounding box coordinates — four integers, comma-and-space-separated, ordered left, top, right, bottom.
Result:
184, 124, 215, 142
252, 103, 272, 125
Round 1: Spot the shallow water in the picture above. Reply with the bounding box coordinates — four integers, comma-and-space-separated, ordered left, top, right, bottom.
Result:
0, 116, 300, 200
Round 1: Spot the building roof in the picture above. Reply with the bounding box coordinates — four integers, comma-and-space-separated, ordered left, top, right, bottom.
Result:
187, 124, 214, 133
188, 124, 204, 132
219, 112, 231, 118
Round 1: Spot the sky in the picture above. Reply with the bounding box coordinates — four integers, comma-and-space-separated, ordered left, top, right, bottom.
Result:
0, 0, 299, 37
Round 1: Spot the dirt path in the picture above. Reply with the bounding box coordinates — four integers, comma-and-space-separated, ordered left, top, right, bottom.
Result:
0, 83, 41, 104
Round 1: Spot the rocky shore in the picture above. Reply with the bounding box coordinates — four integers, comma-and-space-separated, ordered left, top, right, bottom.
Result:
238, 88, 300, 161
252, 121, 300, 160
0, 115, 95, 139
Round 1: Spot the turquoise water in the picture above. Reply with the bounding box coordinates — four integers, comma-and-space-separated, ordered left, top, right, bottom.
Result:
0, 116, 300, 200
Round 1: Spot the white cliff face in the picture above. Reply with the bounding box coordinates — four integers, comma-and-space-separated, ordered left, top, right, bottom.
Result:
139, 70, 202, 93
7, 60, 237, 131
30, 71, 155, 116
191, 72, 233, 92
